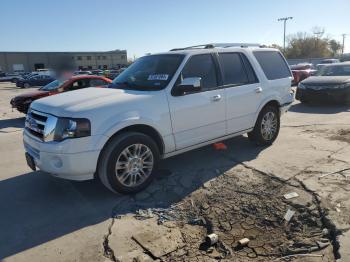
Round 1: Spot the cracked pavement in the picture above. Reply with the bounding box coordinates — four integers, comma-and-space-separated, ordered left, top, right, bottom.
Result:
0, 82, 349, 261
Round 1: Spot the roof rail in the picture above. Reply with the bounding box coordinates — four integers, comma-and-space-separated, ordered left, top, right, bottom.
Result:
170, 43, 263, 51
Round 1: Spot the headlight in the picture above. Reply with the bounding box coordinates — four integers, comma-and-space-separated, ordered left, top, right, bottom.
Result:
298, 83, 306, 89
54, 118, 91, 141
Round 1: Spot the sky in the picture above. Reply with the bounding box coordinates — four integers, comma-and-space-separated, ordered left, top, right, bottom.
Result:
0, 0, 349, 58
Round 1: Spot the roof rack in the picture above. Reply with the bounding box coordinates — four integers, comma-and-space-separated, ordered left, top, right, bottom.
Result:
170, 43, 263, 51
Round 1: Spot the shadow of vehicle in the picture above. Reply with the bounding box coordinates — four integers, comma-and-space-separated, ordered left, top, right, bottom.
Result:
0, 117, 25, 130
0, 135, 265, 259
289, 102, 350, 114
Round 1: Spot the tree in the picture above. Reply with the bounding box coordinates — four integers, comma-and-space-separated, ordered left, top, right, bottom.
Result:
329, 39, 342, 57
284, 31, 332, 59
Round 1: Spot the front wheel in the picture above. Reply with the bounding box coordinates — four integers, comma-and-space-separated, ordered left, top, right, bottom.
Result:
98, 132, 160, 194
248, 105, 280, 146
23, 83, 30, 88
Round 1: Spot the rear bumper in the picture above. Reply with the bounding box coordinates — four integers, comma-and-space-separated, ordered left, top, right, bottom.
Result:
296, 88, 350, 103
280, 92, 294, 115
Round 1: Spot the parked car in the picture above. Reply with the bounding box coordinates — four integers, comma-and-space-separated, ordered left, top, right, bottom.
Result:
0, 73, 21, 83
16, 75, 55, 88
11, 75, 112, 113
74, 70, 92, 75
296, 62, 350, 104
319, 59, 340, 64
103, 69, 120, 80
23, 43, 293, 194
290, 63, 317, 85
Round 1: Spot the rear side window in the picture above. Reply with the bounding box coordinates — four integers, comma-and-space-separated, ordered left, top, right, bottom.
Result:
218, 53, 248, 85
218, 53, 258, 85
253, 51, 291, 80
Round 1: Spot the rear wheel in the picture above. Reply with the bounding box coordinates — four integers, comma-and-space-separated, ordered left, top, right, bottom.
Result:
23, 83, 30, 88
248, 105, 280, 146
98, 132, 160, 194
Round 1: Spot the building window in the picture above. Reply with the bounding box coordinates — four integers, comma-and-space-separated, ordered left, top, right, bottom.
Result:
71, 56, 74, 60
98, 65, 102, 69
121, 55, 126, 59
77, 56, 82, 60
97, 56, 101, 60
102, 56, 107, 60
87, 56, 91, 60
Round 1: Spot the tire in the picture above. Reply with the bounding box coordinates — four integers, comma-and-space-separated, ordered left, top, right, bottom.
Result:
97, 132, 160, 194
23, 83, 30, 88
248, 105, 280, 146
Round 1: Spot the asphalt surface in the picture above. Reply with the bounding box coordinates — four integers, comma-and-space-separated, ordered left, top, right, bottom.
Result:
0, 82, 349, 261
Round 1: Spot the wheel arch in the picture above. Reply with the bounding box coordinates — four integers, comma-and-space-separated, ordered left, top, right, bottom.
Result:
97, 124, 165, 163
254, 98, 281, 124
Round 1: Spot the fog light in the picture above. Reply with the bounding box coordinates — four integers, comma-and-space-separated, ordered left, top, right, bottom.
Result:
51, 156, 63, 168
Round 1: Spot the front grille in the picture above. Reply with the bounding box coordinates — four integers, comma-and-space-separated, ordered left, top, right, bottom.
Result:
25, 110, 49, 140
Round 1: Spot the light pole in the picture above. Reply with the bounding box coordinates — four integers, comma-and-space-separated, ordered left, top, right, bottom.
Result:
278, 17, 293, 52
342, 34, 347, 55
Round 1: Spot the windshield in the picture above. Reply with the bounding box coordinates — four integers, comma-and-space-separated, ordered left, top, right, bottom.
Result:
39, 79, 66, 91
317, 65, 350, 76
110, 54, 184, 90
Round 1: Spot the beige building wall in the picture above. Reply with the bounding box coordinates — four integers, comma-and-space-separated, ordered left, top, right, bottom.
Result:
0, 50, 127, 72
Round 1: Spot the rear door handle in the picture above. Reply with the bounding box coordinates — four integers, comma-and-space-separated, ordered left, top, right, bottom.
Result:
211, 94, 222, 101
255, 87, 263, 93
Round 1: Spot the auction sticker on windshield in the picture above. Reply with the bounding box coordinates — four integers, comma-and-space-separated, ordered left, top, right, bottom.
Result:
148, 74, 169, 81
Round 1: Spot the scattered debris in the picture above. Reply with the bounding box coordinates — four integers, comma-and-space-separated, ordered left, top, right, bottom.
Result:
213, 142, 227, 150
238, 237, 250, 247
283, 192, 299, 199
205, 233, 219, 246
284, 209, 296, 222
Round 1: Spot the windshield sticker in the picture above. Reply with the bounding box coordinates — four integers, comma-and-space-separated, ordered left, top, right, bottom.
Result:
148, 74, 169, 81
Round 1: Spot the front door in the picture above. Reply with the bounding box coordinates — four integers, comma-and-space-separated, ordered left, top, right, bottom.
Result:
167, 54, 226, 150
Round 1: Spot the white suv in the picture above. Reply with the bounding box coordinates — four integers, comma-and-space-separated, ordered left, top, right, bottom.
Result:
23, 43, 294, 194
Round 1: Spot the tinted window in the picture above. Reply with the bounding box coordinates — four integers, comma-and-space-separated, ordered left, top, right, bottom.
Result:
90, 79, 108, 86
218, 53, 249, 85
253, 51, 291, 80
181, 54, 217, 90
241, 54, 259, 83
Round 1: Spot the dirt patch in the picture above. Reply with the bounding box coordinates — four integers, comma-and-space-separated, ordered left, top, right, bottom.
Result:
113, 166, 335, 261
330, 129, 350, 144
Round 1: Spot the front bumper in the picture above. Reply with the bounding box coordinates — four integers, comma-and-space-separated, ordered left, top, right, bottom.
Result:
296, 88, 350, 103
23, 129, 105, 181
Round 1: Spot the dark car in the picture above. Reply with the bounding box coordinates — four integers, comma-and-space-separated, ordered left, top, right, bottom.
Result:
16, 75, 55, 88
296, 62, 350, 104
11, 75, 112, 113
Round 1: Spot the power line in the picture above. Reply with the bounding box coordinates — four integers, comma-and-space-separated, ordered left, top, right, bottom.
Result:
277, 17, 293, 52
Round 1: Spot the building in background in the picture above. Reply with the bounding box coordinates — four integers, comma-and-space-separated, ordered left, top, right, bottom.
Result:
0, 50, 127, 73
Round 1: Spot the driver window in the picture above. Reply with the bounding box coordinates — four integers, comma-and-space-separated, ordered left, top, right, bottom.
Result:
180, 54, 218, 91
69, 79, 88, 91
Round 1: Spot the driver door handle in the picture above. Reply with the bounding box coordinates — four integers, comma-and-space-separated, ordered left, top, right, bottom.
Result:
211, 94, 222, 102
255, 87, 263, 93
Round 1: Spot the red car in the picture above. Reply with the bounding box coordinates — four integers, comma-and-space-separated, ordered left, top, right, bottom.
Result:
291, 63, 317, 85
10, 75, 112, 113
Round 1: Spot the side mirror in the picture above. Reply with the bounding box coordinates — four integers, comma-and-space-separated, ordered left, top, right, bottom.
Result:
175, 77, 202, 96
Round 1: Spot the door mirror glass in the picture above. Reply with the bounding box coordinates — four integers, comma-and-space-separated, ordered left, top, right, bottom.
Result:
175, 77, 201, 95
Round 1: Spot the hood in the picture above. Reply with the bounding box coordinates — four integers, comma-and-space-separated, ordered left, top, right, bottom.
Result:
30, 87, 156, 117
14, 89, 49, 100
301, 76, 350, 85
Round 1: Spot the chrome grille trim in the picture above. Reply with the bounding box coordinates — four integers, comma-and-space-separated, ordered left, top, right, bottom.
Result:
25, 109, 58, 142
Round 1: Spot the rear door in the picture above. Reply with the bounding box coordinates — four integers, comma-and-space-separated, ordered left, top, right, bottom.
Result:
167, 54, 226, 150
218, 52, 262, 133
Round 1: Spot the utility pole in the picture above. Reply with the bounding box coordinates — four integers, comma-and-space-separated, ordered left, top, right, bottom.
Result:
278, 17, 293, 52
342, 34, 347, 55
